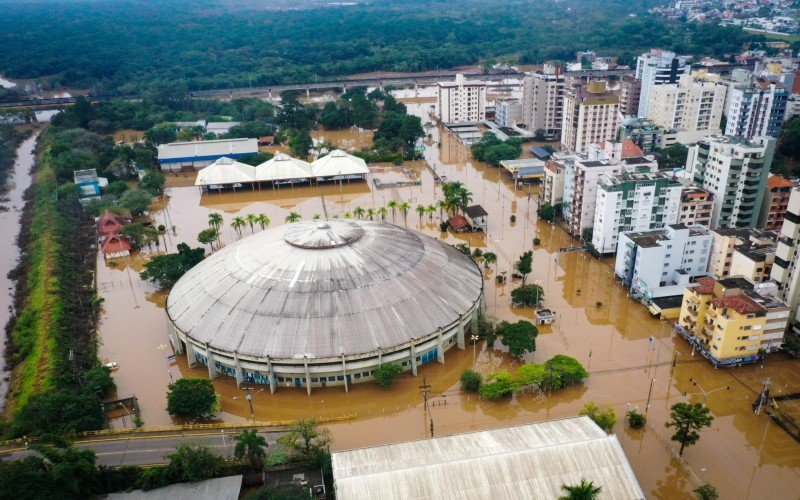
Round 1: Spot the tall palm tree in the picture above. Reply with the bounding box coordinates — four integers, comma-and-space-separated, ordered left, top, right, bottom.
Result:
231, 217, 246, 239
415, 204, 425, 223
437, 199, 446, 220
353, 206, 366, 219
472, 247, 483, 264
399, 201, 410, 224
208, 212, 223, 230
233, 429, 268, 471
285, 212, 302, 223
245, 213, 258, 234
425, 204, 436, 220
458, 188, 473, 212
559, 479, 602, 500
367, 208, 375, 220
387, 200, 398, 222
483, 251, 497, 272
377, 206, 388, 221
256, 213, 270, 230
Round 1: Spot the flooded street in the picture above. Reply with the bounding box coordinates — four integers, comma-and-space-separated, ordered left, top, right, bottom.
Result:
0, 132, 38, 411
94, 91, 800, 498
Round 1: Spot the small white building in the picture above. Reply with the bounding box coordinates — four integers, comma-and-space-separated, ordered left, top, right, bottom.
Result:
615, 224, 712, 300
437, 74, 488, 124
463, 205, 488, 231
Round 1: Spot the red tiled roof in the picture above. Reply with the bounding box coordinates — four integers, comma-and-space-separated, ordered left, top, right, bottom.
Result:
101, 235, 131, 255
692, 277, 716, 294
711, 295, 765, 315
97, 210, 127, 235
620, 140, 644, 159
766, 174, 795, 189
448, 215, 471, 230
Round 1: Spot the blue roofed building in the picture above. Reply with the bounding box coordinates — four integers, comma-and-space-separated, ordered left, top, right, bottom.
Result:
156, 138, 259, 172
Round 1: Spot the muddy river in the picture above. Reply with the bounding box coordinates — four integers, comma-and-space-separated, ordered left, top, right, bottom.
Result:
0, 132, 38, 411
94, 94, 800, 498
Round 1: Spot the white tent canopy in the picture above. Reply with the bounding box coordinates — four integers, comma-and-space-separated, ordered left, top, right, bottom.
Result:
255, 153, 313, 182
195, 157, 256, 186
311, 149, 369, 177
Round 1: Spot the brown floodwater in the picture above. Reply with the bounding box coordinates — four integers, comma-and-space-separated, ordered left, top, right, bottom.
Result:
95, 91, 800, 499
0, 132, 38, 412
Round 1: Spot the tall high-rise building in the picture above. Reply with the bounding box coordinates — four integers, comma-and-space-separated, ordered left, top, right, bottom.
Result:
770, 188, 800, 321
685, 136, 775, 229
619, 76, 642, 117
436, 74, 487, 123
561, 81, 619, 153
635, 49, 690, 118
646, 71, 727, 143
760, 174, 796, 231
520, 63, 565, 140
725, 79, 789, 138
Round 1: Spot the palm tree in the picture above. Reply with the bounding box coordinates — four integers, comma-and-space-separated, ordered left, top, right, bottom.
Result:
208, 212, 223, 230
344, 211, 352, 219
377, 206, 388, 221
387, 200, 398, 222
245, 213, 258, 234
233, 429, 268, 471
353, 206, 366, 219
457, 187, 473, 212
483, 251, 497, 272
231, 216, 246, 239
367, 208, 375, 220
559, 479, 602, 500
472, 247, 483, 264
415, 204, 425, 223
313, 214, 322, 220
437, 199, 446, 220
398, 201, 410, 224
256, 213, 270, 230
285, 212, 302, 223
444, 197, 460, 217
425, 204, 436, 220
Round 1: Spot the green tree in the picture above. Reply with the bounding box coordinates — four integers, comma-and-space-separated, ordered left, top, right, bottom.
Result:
581, 227, 593, 245
197, 228, 219, 252
497, 320, 538, 358
779, 117, 800, 160
514, 251, 533, 284
288, 129, 313, 159
510, 284, 544, 307
166, 378, 219, 421
694, 483, 719, 500
372, 363, 404, 388
238, 151, 275, 166
665, 402, 714, 456
285, 212, 302, 223
231, 216, 246, 238
226, 121, 274, 139
538, 203, 556, 222
139, 170, 166, 196
120, 222, 158, 249
580, 402, 617, 433
478, 372, 516, 400
12, 389, 106, 437
627, 409, 647, 429
166, 445, 225, 483
482, 251, 497, 271
119, 188, 153, 217
544, 355, 588, 390
559, 478, 602, 500
104, 180, 130, 197
460, 369, 483, 392
320, 101, 352, 129
208, 212, 223, 230
140, 243, 206, 287
276, 419, 331, 462
144, 123, 177, 145
256, 213, 270, 230
234, 429, 268, 470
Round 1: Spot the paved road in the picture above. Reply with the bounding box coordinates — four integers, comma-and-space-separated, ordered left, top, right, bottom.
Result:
1, 430, 284, 466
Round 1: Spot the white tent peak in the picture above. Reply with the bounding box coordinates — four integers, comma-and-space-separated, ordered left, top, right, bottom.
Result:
195, 157, 256, 186
311, 149, 369, 177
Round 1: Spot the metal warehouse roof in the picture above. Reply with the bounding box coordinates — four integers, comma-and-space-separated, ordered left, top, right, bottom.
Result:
157, 138, 258, 161
332, 416, 644, 500
166, 220, 483, 360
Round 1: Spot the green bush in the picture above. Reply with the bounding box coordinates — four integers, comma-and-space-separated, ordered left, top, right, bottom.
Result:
627, 409, 646, 429
372, 363, 404, 388
139, 467, 169, 491
460, 369, 483, 392
479, 373, 516, 400
580, 402, 617, 433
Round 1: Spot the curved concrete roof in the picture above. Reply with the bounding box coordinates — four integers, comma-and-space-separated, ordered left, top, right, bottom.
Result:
166, 220, 483, 360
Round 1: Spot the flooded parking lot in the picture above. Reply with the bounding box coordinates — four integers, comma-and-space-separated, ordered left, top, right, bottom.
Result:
95, 92, 800, 498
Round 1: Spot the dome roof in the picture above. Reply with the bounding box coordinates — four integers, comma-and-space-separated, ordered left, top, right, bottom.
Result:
166, 220, 483, 360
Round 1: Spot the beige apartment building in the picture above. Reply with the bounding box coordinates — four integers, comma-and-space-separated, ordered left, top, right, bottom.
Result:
707, 227, 776, 279
561, 81, 620, 153
678, 187, 714, 227
521, 63, 565, 140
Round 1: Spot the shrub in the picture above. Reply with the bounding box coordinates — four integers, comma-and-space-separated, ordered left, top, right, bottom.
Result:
460, 369, 483, 392
497, 320, 538, 358
372, 363, 404, 387
627, 409, 646, 429
510, 284, 545, 307
533, 237, 541, 245
510, 214, 516, 223
139, 467, 169, 491
479, 373, 516, 400
544, 355, 588, 390
580, 402, 617, 433
166, 378, 219, 420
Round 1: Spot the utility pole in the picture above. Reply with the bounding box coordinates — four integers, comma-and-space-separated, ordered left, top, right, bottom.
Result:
755, 378, 771, 415
419, 375, 431, 412
645, 378, 656, 414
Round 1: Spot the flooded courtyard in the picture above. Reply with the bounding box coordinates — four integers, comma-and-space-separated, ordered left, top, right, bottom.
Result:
94, 94, 800, 498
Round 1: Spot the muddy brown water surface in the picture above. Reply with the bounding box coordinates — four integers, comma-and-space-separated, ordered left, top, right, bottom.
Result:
95, 94, 800, 498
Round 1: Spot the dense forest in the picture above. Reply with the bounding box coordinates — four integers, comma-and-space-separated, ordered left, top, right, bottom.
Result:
0, 0, 769, 93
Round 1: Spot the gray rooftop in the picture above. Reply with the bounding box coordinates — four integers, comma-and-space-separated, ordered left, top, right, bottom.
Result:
166, 220, 483, 360
105, 475, 241, 500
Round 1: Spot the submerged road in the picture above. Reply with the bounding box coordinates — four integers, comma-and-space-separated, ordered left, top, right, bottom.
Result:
1, 430, 284, 466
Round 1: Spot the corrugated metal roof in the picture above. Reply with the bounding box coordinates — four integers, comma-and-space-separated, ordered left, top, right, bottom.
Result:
167, 220, 482, 360
157, 138, 258, 160
332, 417, 644, 500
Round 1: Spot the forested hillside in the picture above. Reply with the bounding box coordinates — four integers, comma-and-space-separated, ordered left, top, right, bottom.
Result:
0, 0, 767, 93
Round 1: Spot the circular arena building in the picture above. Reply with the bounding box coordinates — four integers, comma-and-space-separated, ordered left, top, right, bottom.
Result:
165, 220, 484, 394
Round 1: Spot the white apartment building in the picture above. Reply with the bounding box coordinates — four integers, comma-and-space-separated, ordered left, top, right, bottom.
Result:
540, 159, 566, 208
685, 136, 775, 229
436, 74, 487, 123
615, 224, 712, 299
636, 49, 690, 117
561, 81, 620, 154
725, 79, 789, 139
646, 71, 727, 144
770, 188, 800, 320
592, 171, 682, 255
521, 63, 565, 140
495, 98, 522, 128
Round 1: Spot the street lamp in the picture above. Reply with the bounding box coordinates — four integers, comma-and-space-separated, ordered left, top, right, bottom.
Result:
685, 377, 730, 403
234, 387, 264, 421
533, 279, 543, 307
470, 334, 479, 365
